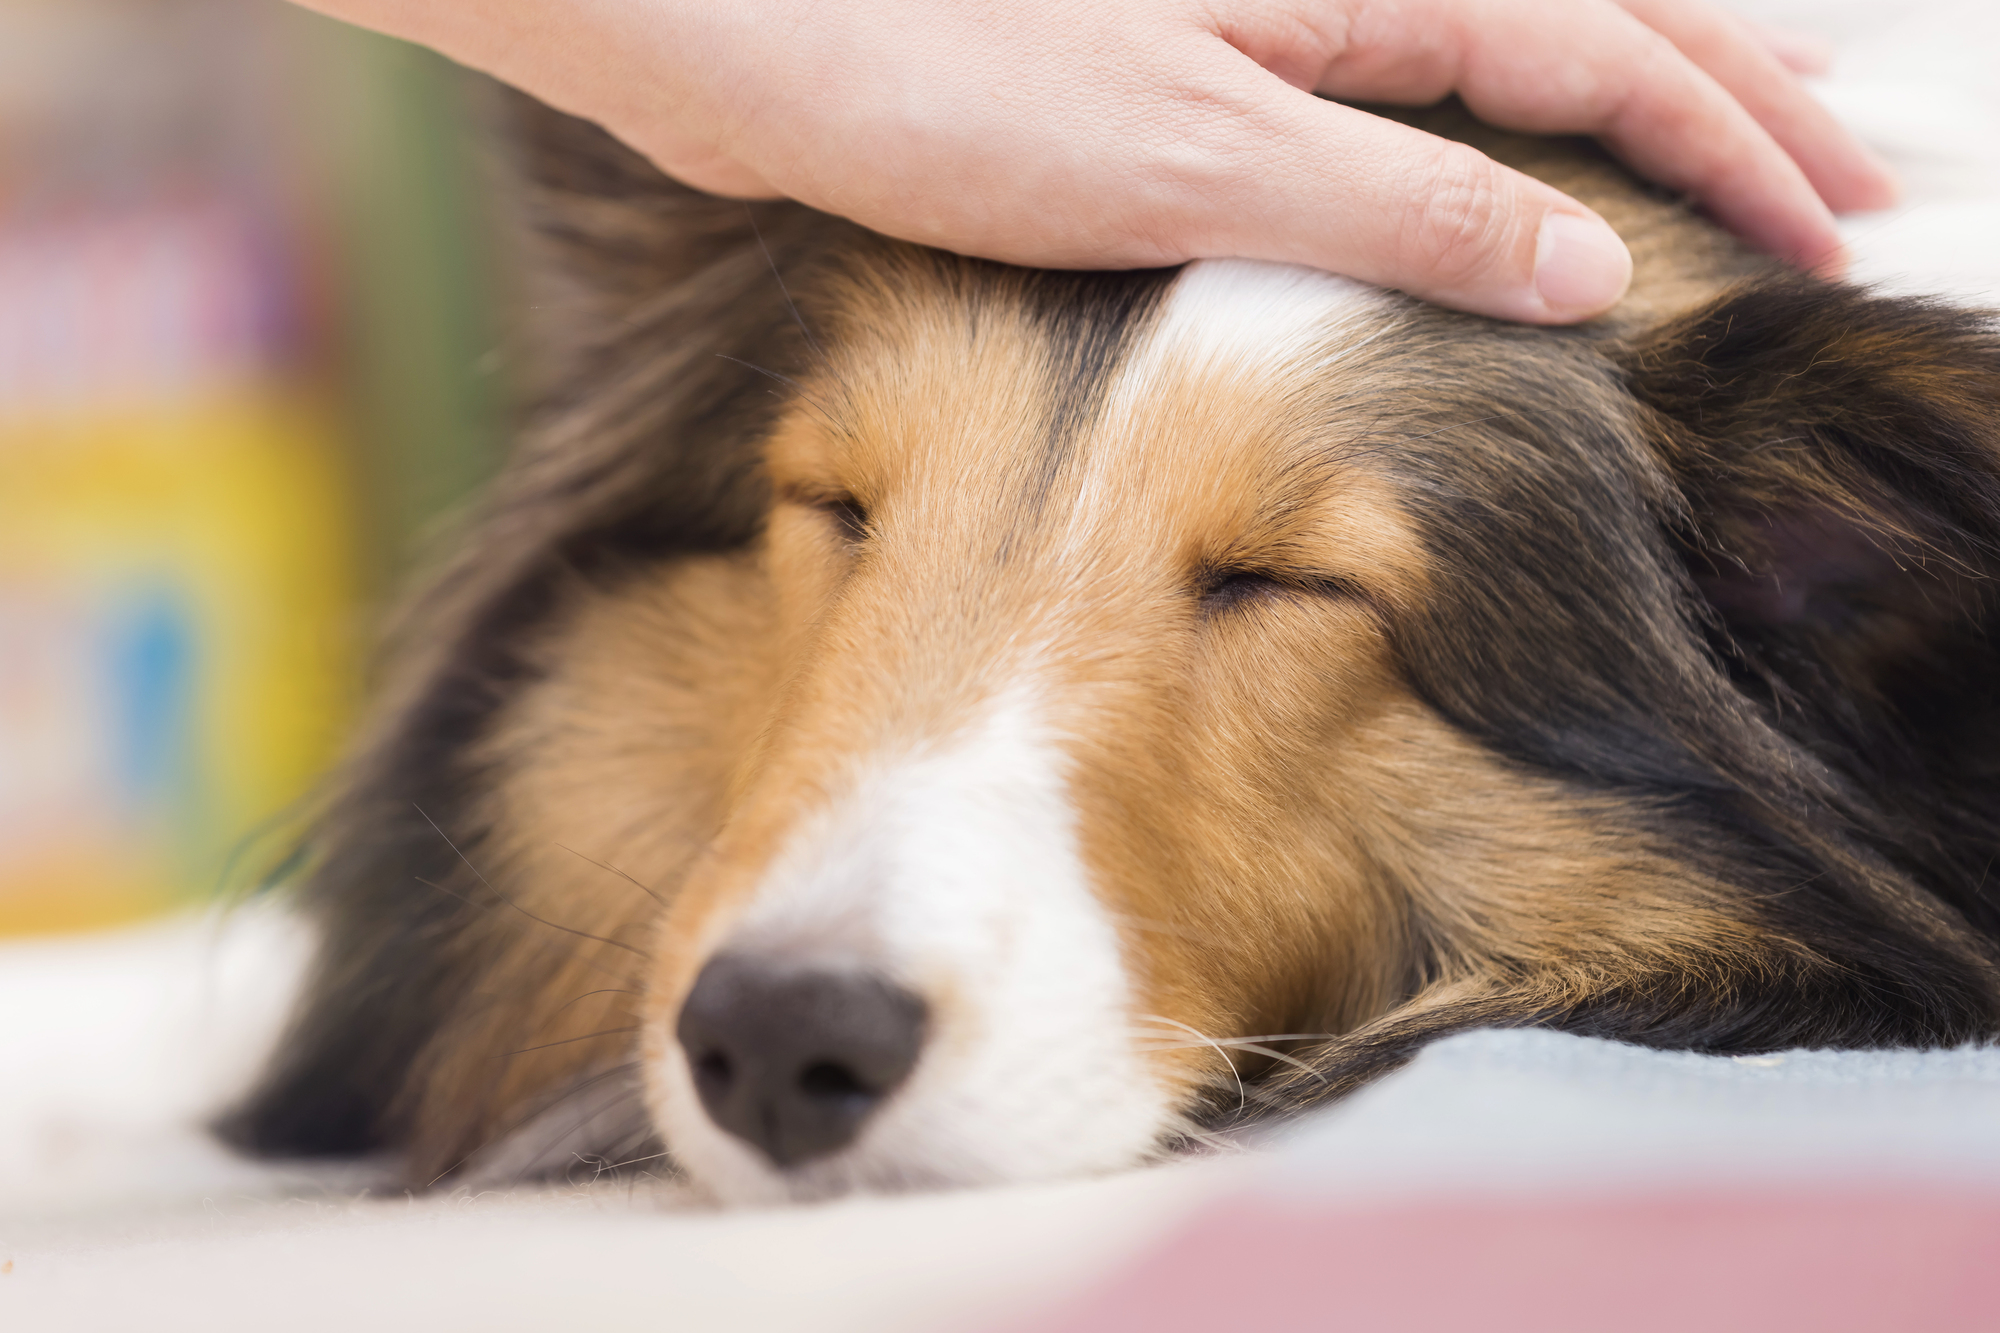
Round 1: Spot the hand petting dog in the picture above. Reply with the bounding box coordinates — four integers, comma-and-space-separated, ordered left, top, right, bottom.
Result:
290, 0, 1895, 323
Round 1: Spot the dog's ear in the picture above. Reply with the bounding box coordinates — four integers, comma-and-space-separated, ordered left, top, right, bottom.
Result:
1618, 276, 2000, 750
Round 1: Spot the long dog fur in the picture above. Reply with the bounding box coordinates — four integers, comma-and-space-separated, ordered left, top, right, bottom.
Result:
224, 94, 2000, 1191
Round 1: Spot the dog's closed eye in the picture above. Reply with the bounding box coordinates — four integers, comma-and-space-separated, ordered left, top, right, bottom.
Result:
783, 490, 870, 544
1197, 568, 1364, 615
822, 497, 870, 544
1199, 570, 1283, 613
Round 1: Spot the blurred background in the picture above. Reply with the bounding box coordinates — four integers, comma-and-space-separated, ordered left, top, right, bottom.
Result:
0, 0, 513, 936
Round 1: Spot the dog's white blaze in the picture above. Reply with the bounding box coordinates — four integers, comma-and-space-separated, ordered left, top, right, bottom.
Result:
1063, 258, 1399, 556
1142, 257, 1393, 382
656, 685, 1170, 1203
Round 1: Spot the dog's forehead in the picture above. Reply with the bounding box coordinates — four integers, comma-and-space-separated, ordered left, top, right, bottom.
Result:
797, 257, 1410, 547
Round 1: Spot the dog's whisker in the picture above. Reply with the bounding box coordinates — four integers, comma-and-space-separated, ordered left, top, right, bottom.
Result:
542, 987, 643, 1023
588, 1148, 675, 1175
1134, 1036, 1331, 1083
1134, 1013, 1245, 1112
1206, 1042, 1326, 1082
716, 354, 846, 434
1132, 1032, 1338, 1047
427, 1060, 652, 1190
497, 1026, 641, 1060
414, 806, 650, 959
557, 844, 668, 907
743, 203, 825, 363
415, 877, 643, 988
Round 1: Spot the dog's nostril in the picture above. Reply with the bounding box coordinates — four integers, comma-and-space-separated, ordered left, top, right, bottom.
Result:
797, 1060, 868, 1102
675, 954, 927, 1169
692, 1049, 733, 1094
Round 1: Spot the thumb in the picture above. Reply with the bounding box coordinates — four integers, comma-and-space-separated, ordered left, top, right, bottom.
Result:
1205, 96, 1633, 323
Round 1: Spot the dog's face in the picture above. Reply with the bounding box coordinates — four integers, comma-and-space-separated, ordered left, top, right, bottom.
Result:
642, 259, 1444, 1198
227, 107, 2000, 1205
595, 253, 1987, 1202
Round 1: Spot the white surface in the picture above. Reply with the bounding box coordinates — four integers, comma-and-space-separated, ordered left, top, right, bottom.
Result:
0, 904, 1248, 1330
1803, 0, 2000, 304
1271, 1029, 2000, 1203
4, 2, 1999, 1326
4, 1155, 1240, 1333
0, 903, 316, 1222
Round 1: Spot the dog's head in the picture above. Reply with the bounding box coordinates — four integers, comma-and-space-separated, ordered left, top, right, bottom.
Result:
229, 104, 2000, 1203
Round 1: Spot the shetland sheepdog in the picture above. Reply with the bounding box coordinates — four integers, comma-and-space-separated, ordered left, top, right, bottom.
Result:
225, 97, 2000, 1204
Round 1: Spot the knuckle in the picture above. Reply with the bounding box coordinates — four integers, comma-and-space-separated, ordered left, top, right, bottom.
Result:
1103, 160, 1224, 265
1396, 148, 1517, 286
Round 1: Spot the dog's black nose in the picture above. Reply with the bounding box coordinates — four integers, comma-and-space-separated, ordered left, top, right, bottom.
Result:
675, 955, 927, 1168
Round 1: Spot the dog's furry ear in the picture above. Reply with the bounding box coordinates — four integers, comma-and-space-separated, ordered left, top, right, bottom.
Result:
1621, 275, 2000, 912
1621, 275, 2000, 679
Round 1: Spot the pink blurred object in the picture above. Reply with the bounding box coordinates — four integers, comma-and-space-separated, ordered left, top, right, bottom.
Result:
0, 201, 290, 415
1023, 1186, 2000, 1332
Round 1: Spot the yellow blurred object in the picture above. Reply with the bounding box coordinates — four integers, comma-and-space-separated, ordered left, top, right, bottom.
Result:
0, 390, 355, 934
0, 0, 509, 935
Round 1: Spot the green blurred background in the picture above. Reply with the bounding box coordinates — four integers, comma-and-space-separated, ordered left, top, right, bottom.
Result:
0, 0, 515, 934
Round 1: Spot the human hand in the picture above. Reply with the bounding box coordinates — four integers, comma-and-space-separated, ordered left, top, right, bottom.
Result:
297, 0, 1896, 323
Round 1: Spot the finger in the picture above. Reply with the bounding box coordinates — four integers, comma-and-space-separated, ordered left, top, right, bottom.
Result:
1187, 84, 1631, 323
1308, 0, 1846, 276
633, 138, 786, 200
1741, 20, 1835, 76
1613, 0, 1898, 213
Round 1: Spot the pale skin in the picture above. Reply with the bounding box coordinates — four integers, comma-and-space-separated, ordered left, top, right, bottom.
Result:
292, 0, 1896, 323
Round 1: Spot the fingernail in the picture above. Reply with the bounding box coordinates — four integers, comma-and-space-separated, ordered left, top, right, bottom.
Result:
1534, 212, 1632, 319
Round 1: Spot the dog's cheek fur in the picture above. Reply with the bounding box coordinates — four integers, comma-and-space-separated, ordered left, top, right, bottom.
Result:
1089, 604, 1777, 1120
391, 552, 781, 1182
1064, 596, 1413, 1101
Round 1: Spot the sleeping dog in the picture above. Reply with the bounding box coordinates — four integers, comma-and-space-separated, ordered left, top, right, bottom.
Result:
226, 97, 2000, 1203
